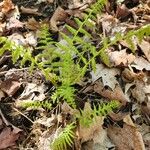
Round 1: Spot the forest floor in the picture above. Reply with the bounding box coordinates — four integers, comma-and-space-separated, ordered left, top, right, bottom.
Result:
0, 0, 150, 150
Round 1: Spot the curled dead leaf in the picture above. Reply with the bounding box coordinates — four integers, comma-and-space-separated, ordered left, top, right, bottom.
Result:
0, 79, 21, 96
50, 7, 68, 31
108, 49, 136, 67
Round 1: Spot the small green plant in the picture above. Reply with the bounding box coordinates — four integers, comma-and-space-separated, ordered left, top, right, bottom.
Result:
16, 100, 52, 110
76, 100, 120, 127
51, 123, 75, 150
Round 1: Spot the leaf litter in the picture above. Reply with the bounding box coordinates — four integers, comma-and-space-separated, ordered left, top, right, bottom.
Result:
0, 0, 150, 149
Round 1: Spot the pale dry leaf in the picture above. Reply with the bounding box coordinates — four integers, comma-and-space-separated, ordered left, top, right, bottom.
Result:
68, 0, 94, 9
131, 57, 150, 71
131, 80, 149, 103
8, 32, 27, 46
138, 40, 150, 62
24, 32, 37, 47
0, 22, 6, 34
6, 17, 24, 30
91, 64, 120, 90
0, 90, 5, 101
108, 123, 145, 150
0, 79, 21, 96
17, 83, 46, 101
50, 7, 68, 31
35, 114, 56, 128
108, 49, 136, 67
93, 129, 115, 150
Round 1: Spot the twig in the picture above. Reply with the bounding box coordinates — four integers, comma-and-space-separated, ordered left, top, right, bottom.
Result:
0, 67, 29, 76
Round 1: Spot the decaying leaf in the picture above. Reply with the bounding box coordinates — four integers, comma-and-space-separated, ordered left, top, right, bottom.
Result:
91, 64, 120, 90
131, 80, 150, 103
0, 127, 21, 149
6, 17, 24, 30
108, 49, 136, 67
20, 6, 42, 16
0, 90, 5, 101
17, 83, 46, 101
77, 102, 104, 143
131, 57, 150, 71
108, 115, 145, 150
116, 4, 131, 19
94, 80, 127, 104
0, 79, 21, 96
25, 17, 41, 30
1, 0, 15, 14
138, 40, 150, 62
50, 7, 68, 31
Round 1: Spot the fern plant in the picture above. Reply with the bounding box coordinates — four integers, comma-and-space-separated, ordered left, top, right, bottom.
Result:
51, 123, 75, 150
76, 100, 120, 127
0, 0, 149, 108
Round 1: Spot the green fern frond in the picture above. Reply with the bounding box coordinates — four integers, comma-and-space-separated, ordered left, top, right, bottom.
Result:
16, 100, 52, 110
77, 100, 120, 127
51, 123, 75, 150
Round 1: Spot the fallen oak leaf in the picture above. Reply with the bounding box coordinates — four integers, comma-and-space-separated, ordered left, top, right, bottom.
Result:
93, 80, 127, 105
91, 64, 120, 90
107, 117, 145, 150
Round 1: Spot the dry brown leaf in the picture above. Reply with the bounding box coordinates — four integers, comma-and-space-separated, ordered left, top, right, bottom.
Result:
131, 80, 150, 103
108, 123, 145, 150
108, 49, 136, 67
0, 79, 21, 96
0, 127, 21, 149
25, 17, 41, 30
122, 68, 145, 82
138, 40, 150, 62
50, 7, 68, 31
1, 0, 15, 14
116, 4, 131, 19
94, 80, 127, 105
91, 64, 120, 90
20, 6, 42, 16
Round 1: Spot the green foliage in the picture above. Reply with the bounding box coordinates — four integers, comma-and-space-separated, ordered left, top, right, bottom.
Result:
0, 0, 149, 108
77, 100, 120, 127
51, 123, 75, 150
17, 100, 52, 110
